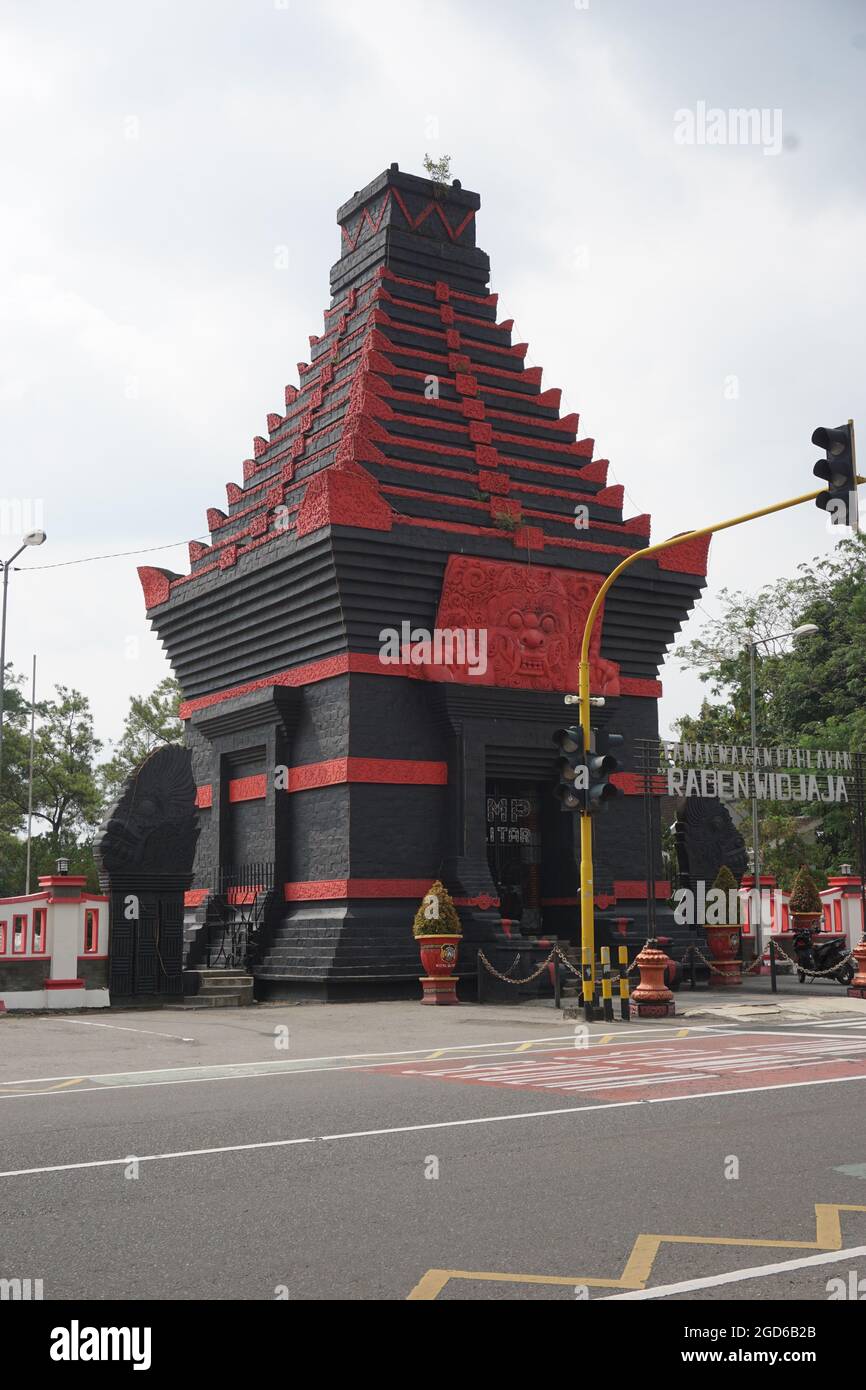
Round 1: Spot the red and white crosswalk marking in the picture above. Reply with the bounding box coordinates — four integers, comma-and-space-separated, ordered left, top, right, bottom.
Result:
368, 1033, 866, 1102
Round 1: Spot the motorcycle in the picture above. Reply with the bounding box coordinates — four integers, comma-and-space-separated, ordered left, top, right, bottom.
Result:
791, 923, 855, 986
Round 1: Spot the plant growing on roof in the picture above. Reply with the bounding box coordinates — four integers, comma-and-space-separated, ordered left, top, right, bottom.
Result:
423, 153, 452, 184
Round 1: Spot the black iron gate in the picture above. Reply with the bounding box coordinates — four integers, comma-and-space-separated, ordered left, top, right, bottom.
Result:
199, 862, 276, 971
108, 891, 185, 998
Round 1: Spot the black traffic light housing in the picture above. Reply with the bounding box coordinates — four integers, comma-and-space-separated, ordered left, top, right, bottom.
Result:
813, 422, 859, 529
552, 725, 586, 812
586, 730, 624, 813
553, 726, 624, 813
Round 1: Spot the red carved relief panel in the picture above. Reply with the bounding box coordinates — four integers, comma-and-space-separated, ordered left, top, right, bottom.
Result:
414, 555, 621, 694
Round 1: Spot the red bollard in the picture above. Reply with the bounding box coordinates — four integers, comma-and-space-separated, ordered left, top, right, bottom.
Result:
848, 938, 866, 1000
629, 941, 676, 1019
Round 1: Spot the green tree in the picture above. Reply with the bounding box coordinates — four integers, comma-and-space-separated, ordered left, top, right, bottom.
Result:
25, 687, 102, 848
0, 667, 29, 836
99, 676, 183, 806
0, 679, 102, 895
674, 534, 866, 887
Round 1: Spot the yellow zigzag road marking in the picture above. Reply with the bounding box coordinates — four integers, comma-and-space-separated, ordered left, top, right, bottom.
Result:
406, 1203, 866, 1300
0, 1077, 85, 1095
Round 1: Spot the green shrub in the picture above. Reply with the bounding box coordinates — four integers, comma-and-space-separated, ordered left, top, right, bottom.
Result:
789, 864, 823, 915
412, 880, 462, 937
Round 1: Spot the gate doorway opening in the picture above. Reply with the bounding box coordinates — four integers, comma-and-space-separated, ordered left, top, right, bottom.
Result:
486, 781, 542, 933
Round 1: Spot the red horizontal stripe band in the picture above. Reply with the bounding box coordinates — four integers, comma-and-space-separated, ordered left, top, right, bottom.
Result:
181, 656, 662, 719
284, 879, 435, 901
195, 759, 448, 806
612, 880, 671, 899
228, 775, 267, 803
286, 758, 448, 791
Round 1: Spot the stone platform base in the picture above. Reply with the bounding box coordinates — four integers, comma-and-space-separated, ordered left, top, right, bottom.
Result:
630, 998, 677, 1019
420, 975, 459, 1005
711, 968, 743, 987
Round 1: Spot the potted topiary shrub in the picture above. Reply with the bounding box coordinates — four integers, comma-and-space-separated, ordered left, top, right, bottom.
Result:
413, 880, 462, 1005
789, 864, 823, 931
703, 864, 742, 986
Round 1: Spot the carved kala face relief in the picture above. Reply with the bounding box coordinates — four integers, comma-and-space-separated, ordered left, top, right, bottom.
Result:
489, 591, 570, 687
425, 556, 621, 694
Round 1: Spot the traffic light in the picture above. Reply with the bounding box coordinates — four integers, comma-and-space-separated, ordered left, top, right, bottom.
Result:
813, 421, 859, 529
585, 730, 624, 814
552, 725, 586, 812
553, 726, 624, 813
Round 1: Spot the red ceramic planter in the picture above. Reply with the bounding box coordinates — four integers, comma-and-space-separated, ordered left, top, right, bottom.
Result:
418, 934, 460, 976
417, 934, 461, 1004
704, 924, 741, 986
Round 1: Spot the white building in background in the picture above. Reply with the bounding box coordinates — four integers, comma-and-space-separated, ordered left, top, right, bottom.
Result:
0, 863, 109, 1012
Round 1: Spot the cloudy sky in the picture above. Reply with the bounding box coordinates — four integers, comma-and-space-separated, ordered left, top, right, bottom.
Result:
2, 0, 864, 755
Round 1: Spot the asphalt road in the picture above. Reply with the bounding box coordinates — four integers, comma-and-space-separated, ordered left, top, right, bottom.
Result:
2, 1003, 866, 1301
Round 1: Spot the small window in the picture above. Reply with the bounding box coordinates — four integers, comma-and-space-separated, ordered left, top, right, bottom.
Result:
12, 915, 27, 954
84, 908, 99, 954
0, 921, 6, 954
32, 908, 47, 954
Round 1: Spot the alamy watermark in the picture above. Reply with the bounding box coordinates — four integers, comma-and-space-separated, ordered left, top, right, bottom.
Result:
50, 1322, 151, 1370
826, 1269, 866, 1299
1, 1276, 43, 1300
673, 885, 775, 927
378, 622, 488, 677
674, 102, 783, 156
0, 498, 45, 537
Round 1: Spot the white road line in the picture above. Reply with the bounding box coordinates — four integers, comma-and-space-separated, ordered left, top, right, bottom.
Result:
600, 1244, 866, 1300
45, 1019, 196, 1042
0, 1024, 743, 1093
0, 1136, 317, 1178
771, 1018, 866, 1029
0, 1026, 861, 1100
0, 1028, 668, 1088
2, 1067, 866, 1180
0, 1049, 650, 1101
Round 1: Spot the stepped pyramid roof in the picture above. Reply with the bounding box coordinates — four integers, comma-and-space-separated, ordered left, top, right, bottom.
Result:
139, 165, 708, 712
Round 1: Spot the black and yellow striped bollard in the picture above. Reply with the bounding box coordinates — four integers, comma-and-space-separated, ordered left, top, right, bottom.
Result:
599, 946, 614, 1023
618, 944, 630, 1021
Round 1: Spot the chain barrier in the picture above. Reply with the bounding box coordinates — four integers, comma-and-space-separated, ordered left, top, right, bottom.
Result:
480, 938, 856, 990
477, 948, 556, 986
554, 946, 584, 978
684, 944, 764, 977
477, 945, 627, 988
771, 940, 856, 978
684, 940, 855, 980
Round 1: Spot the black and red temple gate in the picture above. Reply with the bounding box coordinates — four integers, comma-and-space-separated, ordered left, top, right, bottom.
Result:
138, 165, 708, 998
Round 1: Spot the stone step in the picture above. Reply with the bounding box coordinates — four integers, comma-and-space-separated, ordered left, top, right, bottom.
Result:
197, 973, 253, 987
180, 988, 254, 1008
193, 969, 253, 981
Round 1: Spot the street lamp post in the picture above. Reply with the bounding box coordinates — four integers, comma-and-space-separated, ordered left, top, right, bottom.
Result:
745, 623, 819, 960
0, 530, 47, 796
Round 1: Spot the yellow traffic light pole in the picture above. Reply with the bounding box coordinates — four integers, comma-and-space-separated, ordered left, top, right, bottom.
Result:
576, 479, 866, 1011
